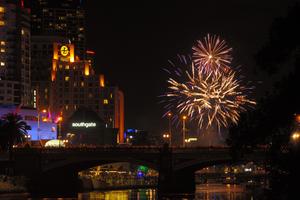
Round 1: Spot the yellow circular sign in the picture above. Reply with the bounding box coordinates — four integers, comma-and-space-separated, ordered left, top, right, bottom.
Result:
60, 45, 69, 57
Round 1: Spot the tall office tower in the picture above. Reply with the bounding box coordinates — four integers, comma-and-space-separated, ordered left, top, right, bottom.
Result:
50, 43, 124, 141
31, 35, 68, 109
25, 0, 86, 59
100, 86, 125, 143
0, 0, 31, 106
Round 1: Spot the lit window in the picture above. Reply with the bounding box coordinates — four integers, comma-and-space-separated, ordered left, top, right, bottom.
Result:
0, 21, 5, 26
59, 64, 62, 69
81, 81, 84, 87
103, 99, 108, 104
110, 93, 113, 99
65, 65, 69, 70
0, 7, 5, 13
0, 62, 5, 66
65, 76, 69, 81
0, 48, 5, 53
21, 29, 24, 35
0, 41, 5, 46
65, 105, 68, 110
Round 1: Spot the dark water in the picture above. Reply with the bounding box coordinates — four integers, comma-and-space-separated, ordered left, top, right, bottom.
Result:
0, 184, 263, 199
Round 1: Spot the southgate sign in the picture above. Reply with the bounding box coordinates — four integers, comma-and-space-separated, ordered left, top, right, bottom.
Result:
72, 122, 96, 128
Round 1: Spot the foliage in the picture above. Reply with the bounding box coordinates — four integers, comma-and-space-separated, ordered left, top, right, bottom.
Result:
0, 113, 28, 151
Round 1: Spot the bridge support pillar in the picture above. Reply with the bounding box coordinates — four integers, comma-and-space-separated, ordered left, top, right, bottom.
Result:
158, 145, 195, 197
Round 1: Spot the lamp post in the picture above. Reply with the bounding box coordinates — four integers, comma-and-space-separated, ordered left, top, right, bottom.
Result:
57, 116, 63, 140
167, 112, 172, 146
163, 133, 170, 144
37, 109, 47, 140
182, 115, 187, 147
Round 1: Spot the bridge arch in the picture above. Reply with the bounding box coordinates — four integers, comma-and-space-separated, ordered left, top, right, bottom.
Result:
42, 156, 158, 175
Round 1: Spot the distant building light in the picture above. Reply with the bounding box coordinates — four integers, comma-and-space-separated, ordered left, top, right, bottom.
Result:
0, 48, 5, 52
0, 41, 5, 46
65, 76, 69, 81
0, 62, 5, 66
99, 74, 105, 87
103, 99, 108, 104
86, 50, 95, 54
244, 168, 252, 172
0, 7, 5, 13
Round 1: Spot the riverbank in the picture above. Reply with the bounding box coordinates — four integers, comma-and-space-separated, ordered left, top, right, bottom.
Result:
0, 175, 27, 194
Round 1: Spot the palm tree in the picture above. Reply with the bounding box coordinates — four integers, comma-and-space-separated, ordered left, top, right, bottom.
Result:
0, 113, 28, 160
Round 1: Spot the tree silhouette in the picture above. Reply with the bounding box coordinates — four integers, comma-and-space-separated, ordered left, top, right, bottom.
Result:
0, 113, 29, 160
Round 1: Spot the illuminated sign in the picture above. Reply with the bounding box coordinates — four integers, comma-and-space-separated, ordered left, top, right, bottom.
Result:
60, 45, 69, 57
72, 122, 96, 128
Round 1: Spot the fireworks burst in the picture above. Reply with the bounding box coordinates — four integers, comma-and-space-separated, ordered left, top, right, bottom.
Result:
192, 34, 232, 73
165, 59, 256, 129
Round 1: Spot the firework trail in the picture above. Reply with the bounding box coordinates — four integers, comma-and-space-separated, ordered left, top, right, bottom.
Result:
192, 34, 232, 73
164, 57, 256, 130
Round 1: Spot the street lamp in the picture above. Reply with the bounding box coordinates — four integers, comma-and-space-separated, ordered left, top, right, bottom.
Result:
57, 116, 63, 140
295, 114, 300, 124
291, 132, 300, 142
37, 108, 47, 140
167, 112, 172, 146
182, 115, 187, 147
163, 133, 170, 144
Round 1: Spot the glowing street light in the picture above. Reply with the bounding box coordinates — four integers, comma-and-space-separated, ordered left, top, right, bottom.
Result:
182, 115, 187, 147
167, 112, 172, 146
295, 114, 300, 124
291, 132, 300, 142
57, 116, 63, 141
163, 132, 171, 144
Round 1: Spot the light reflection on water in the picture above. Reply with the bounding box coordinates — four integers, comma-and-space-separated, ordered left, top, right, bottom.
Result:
0, 184, 261, 200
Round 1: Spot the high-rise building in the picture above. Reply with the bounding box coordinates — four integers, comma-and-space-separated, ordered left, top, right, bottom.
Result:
25, 0, 86, 59
0, 0, 31, 106
50, 43, 124, 142
31, 35, 68, 109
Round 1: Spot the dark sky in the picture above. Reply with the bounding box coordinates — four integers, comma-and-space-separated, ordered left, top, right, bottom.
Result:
84, 0, 299, 135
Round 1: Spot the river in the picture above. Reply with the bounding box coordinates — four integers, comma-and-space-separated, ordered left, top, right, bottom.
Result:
0, 183, 264, 199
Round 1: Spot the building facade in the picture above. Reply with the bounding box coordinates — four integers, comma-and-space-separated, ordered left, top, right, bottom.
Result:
50, 43, 124, 143
0, 0, 31, 106
25, 0, 86, 59
31, 35, 68, 109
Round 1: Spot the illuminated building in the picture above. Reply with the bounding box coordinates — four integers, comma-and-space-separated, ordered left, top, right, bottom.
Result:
100, 86, 125, 143
63, 107, 118, 145
0, 0, 31, 106
31, 35, 69, 109
24, 0, 86, 59
50, 43, 124, 143
0, 105, 57, 140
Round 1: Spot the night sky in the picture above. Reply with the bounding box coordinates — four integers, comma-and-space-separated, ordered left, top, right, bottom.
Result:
84, 0, 299, 135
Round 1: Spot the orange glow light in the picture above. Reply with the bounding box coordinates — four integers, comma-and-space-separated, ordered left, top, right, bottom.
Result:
84, 64, 90, 76
100, 74, 105, 87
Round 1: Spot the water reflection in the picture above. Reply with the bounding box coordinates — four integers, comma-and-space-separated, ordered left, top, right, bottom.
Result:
0, 184, 263, 200
195, 184, 255, 200
78, 189, 157, 200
